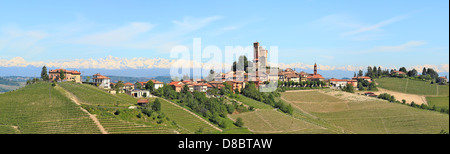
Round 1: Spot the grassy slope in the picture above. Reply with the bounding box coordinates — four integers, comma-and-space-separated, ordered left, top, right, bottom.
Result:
155, 97, 222, 134
229, 93, 340, 134
0, 82, 100, 134
59, 82, 221, 134
234, 95, 273, 109
375, 77, 449, 96
282, 90, 449, 134
58, 82, 134, 106
426, 96, 449, 111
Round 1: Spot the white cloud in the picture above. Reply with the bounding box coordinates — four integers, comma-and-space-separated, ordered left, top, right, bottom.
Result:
342, 15, 408, 36
375, 40, 426, 52
0, 25, 48, 53
172, 16, 223, 31
346, 40, 427, 54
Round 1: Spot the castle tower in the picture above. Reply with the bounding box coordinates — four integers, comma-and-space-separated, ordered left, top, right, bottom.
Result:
253, 42, 260, 68
314, 63, 317, 75
253, 41, 268, 69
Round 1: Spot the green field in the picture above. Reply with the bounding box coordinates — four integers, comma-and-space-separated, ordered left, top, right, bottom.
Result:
158, 98, 221, 133
281, 90, 449, 134
58, 82, 220, 134
375, 77, 449, 96
229, 109, 333, 134
234, 95, 273, 109
0, 82, 100, 134
426, 96, 449, 111
58, 82, 135, 106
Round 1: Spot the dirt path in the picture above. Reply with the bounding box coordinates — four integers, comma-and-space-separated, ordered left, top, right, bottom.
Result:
56, 85, 108, 134
158, 97, 223, 132
373, 88, 427, 105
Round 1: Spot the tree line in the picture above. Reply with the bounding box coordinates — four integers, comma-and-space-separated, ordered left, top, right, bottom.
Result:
355, 66, 446, 84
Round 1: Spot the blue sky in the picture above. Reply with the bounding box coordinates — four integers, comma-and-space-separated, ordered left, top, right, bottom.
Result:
0, 0, 448, 71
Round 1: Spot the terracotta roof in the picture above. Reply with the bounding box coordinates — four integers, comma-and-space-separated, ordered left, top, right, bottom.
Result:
194, 83, 210, 87
168, 81, 182, 85
307, 74, 324, 79
49, 69, 81, 75
329, 79, 348, 82
93, 75, 110, 79
392, 71, 406, 75
137, 99, 149, 103
353, 76, 371, 79
439, 76, 447, 79
124, 82, 134, 86
148, 80, 164, 84
208, 81, 223, 84
173, 84, 183, 87
92, 73, 110, 79
205, 83, 213, 88
285, 73, 298, 78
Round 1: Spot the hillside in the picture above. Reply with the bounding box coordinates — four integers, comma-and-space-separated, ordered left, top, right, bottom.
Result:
0, 82, 100, 134
58, 82, 221, 134
375, 77, 449, 96
281, 90, 449, 134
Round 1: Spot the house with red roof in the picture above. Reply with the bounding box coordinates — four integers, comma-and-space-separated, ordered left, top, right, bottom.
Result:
352, 76, 372, 83
390, 71, 407, 77
124, 82, 134, 90
438, 76, 448, 84
168, 81, 184, 92
93, 73, 111, 89
49, 69, 82, 83
147, 80, 164, 89
193, 83, 210, 93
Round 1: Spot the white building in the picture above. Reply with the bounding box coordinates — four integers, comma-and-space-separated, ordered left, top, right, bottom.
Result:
126, 89, 151, 98
329, 79, 348, 88
93, 73, 111, 89
148, 80, 164, 89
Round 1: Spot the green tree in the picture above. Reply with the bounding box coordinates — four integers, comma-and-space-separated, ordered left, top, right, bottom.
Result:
422, 67, 427, 76
152, 98, 162, 111
41, 66, 49, 81
235, 117, 244, 127
135, 82, 142, 90
343, 84, 355, 93
399, 67, 407, 73
85, 76, 90, 83
407, 69, 418, 77
145, 80, 155, 92
59, 69, 65, 81
358, 70, 363, 77
377, 66, 382, 77
182, 84, 190, 94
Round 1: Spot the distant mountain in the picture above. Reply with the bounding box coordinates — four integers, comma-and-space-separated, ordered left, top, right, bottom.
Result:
0, 77, 20, 86
1, 66, 448, 81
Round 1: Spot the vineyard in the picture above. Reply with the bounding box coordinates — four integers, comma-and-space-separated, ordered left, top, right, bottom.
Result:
0, 82, 100, 134
58, 82, 134, 106
58, 82, 221, 134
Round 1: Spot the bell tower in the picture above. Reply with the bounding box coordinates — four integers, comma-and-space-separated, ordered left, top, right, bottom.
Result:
314, 62, 317, 75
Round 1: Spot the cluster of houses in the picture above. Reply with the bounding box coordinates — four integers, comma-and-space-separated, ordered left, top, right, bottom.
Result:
48, 42, 449, 99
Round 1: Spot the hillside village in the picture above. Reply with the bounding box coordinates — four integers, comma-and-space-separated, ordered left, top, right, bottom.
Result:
43, 42, 448, 100
1, 41, 448, 135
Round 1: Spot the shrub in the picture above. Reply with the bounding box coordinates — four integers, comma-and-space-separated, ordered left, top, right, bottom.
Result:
114, 110, 121, 115
235, 117, 244, 127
